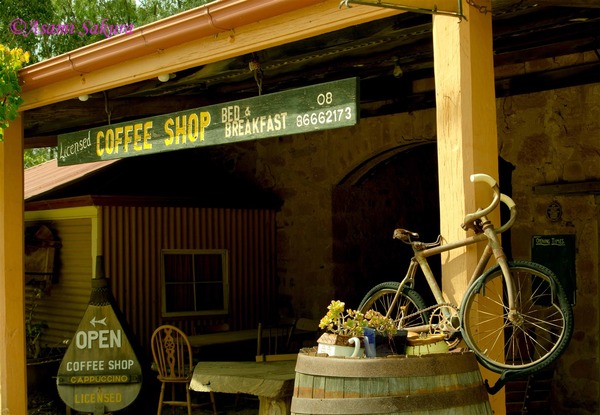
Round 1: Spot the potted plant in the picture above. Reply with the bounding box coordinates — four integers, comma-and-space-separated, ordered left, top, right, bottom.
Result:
25, 288, 49, 362
25, 286, 67, 396
317, 300, 397, 357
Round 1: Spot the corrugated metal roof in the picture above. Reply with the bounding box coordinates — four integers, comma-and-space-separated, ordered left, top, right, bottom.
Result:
24, 159, 118, 200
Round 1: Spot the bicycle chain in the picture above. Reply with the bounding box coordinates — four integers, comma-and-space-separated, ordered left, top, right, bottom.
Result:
399, 302, 458, 324
428, 303, 460, 330
400, 303, 462, 349
428, 303, 462, 346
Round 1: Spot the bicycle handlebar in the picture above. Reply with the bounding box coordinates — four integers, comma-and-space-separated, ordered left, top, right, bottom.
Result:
461, 173, 517, 233
470, 173, 498, 189
496, 193, 517, 233
461, 174, 501, 229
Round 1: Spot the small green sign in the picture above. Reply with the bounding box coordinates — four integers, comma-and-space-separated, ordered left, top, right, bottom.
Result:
57, 77, 359, 166
531, 234, 576, 305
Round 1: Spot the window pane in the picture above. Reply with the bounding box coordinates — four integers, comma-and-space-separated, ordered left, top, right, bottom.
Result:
164, 254, 193, 283
194, 254, 222, 282
162, 249, 228, 317
165, 284, 194, 312
195, 282, 224, 310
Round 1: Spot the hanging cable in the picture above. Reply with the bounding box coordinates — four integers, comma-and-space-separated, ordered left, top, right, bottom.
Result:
103, 91, 111, 125
249, 58, 263, 96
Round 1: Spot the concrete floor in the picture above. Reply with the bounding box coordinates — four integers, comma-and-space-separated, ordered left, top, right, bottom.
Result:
28, 390, 260, 415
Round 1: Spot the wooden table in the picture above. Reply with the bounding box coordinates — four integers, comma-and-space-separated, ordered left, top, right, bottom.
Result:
187, 329, 258, 348
189, 359, 297, 415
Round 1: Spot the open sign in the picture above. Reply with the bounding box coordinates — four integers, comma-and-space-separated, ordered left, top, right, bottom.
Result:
57, 278, 142, 414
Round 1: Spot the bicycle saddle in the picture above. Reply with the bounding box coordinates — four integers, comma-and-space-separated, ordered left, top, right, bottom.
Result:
393, 228, 419, 242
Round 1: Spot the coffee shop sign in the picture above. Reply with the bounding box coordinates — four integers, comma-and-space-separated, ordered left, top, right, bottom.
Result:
57, 78, 359, 166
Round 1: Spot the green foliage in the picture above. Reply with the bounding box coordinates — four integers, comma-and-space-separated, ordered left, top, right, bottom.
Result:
0, 44, 30, 141
319, 300, 398, 337
49, 0, 139, 56
24, 147, 58, 168
137, 0, 211, 24
0, 0, 55, 63
26, 288, 49, 360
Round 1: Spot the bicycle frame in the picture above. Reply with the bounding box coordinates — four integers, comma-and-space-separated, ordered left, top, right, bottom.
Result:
388, 180, 519, 330
366, 175, 573, 393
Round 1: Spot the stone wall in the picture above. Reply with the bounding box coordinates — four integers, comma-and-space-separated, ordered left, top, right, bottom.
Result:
498, 84, 600, 415
212, 81, 598, 414
253, 111, 438, 317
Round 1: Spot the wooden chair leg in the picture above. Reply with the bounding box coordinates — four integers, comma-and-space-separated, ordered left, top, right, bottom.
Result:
186, 384, 192, 415
171, 383, 177, 415
157, 382, 165, 415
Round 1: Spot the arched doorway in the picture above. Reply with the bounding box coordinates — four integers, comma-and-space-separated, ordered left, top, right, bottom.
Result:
332, 143, 440, 308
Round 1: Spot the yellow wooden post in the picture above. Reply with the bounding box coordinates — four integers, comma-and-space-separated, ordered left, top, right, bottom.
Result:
432, 1, 505, 413
0, 114, 27, 413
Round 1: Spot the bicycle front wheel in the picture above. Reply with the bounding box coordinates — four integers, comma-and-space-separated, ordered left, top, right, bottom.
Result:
358, 282, 429, 329
461, 261, 573, 374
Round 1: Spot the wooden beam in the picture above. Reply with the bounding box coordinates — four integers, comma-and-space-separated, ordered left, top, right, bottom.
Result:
23, 136, 57, 149
20, 0, 402, 111
533, 0, 600, 7
343, 0, 461, 15
0, 116, 27, 413
432, 0, 504, 412
433, 2, 500, 301
24, 95, 216, 137
533, 180, 600, 195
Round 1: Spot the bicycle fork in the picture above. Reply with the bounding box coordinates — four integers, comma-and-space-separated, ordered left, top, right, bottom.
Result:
479, 219, 522, 327
385, 260, 418, 321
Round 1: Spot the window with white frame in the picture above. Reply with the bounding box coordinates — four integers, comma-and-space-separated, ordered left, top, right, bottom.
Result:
161, 249, 229, 317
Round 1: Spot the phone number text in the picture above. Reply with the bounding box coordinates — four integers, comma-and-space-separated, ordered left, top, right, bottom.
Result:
296, 107, 354, 128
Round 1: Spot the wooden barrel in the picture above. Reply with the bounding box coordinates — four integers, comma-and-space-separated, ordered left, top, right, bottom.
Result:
291, 351, 492, 415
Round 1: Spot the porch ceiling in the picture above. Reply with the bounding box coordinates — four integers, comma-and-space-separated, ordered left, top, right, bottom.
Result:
23, 0, 600, 148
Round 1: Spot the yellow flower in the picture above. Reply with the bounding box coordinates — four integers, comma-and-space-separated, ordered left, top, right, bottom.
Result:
0, 43, 31, 141
320, 299, 398, 338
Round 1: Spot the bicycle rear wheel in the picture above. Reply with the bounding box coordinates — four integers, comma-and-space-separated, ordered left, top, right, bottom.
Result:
358, 282, 429, 329
461, 261, 573, 375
